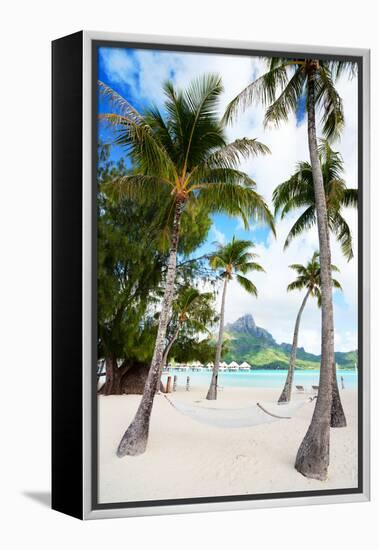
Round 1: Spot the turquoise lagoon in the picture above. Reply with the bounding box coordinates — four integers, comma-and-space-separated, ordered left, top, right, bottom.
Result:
162, 369, 358, 390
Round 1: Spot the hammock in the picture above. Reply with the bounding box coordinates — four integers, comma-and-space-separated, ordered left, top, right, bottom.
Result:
163, 395, 310, 429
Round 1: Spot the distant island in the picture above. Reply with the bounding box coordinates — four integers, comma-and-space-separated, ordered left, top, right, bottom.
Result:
223, 314, 358, 370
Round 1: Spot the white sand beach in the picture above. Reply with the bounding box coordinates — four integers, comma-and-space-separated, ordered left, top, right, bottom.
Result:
98, 387, 358, 504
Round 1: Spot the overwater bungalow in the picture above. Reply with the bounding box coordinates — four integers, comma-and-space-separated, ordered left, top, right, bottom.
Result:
239, 361, 251, 371
228, 361, 240, 371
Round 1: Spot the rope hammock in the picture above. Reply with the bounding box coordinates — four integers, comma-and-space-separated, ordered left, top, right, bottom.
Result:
163, 394, 311, 429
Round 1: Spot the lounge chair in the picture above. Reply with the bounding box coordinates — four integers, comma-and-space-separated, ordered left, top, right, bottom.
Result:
295, 385, 305, 392
312, 385, 319, 392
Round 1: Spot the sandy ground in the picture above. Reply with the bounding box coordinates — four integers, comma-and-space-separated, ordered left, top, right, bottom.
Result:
98, 386, 358, 504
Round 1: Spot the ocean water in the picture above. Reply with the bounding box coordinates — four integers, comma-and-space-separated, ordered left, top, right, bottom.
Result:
161, 369, 358, 390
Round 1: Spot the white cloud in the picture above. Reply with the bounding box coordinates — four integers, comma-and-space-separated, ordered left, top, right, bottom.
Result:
100, 48, 135, 85
211, 226, 226, 246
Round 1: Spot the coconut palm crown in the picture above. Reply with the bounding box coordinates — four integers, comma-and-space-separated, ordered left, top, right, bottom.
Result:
224, 58, 356, 141
288, 252, 342, 307
273, 141, 358, 260
99, 74, 275, 234
209, 236, 264, 295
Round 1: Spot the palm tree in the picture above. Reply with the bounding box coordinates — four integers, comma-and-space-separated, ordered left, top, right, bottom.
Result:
206, 237, 264, 400
225, 57, 356, 480
273, 140, 357, 425
157, 287, 216, 391
100, 74, 275, 456
278, 253, 342, 403
273, 140, 358, 260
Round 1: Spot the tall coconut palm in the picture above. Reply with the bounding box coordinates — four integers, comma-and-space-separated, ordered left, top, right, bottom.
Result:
225, 57, 356, 480
273, 140, 357, 424
157, 287, 216, 391
278, 253, 342, 404
273, 140, 358, 260
206, 237, 264, 400
100, 74, 275, 456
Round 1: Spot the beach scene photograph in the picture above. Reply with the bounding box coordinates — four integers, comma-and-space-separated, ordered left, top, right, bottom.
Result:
96, 44, 359, 505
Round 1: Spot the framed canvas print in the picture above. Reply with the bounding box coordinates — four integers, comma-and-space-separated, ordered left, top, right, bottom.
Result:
52, 31, 370, 520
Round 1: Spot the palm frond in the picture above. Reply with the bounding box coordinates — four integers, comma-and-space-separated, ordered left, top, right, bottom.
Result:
223, 62, 294, 124
288, 263, 307, 274
238, 261, 265, 274
326, 60, 358, 81
99, 83, 179, 183
209, 253, 228, 270
236, 274, 258, 296
332, 278, 343, 290
341, 188, 358, 208
314, 287, 322, 308
182, 74, 224, 172
103, 174, 173, 204
198, 183, 275, 233
264, 67, 305, 128
202, 138, 270, 171
315, 66, 345, 141
272, 165, 313, 215
284, 206, 316, 249
287, 279, 306, 292
189, 167, 257, 189
98, 80, 144, 125
329, 212, 354, 261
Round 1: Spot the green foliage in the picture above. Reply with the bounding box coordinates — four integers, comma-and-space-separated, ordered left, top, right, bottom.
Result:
222, 327, 357, 370
164, 286, 219, 363
171, 336, 228, 364
97, 149, 166, 361
210, 236, 264, 296
287, 251, 341, 307
273, 141, 358, 260
97, 143, 219, 366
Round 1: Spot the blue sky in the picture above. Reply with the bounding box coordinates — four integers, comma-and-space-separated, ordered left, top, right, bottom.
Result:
98, 46, 358, 354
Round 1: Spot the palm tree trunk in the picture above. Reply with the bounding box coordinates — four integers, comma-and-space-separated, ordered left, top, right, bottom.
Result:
295, 65, 336, 480
156, 324, 181, 392
206, 277, 228, 400
278, 289, 311, 403
330, 361, 347, 427
117, 197, 185, 457
98, 355, 122, 395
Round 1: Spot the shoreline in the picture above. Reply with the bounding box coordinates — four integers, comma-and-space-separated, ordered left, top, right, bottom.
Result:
98, 386, 358, 504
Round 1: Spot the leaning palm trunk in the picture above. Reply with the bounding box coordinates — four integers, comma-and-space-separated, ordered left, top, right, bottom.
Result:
330, 361, 347, 427
117, 198, 185, 457
295, 66, 336, 480
156, 325, 181, 392
278, 289, 311, 403
206, 277, 228, 400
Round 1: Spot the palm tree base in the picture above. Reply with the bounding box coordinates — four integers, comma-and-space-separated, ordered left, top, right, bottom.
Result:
294, 421, 330, 481
117, 417, 149, 457
330, 374, 347, 428
330, 403, 347, 428
206, 386, 217, 400
278, 390, 290, 404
